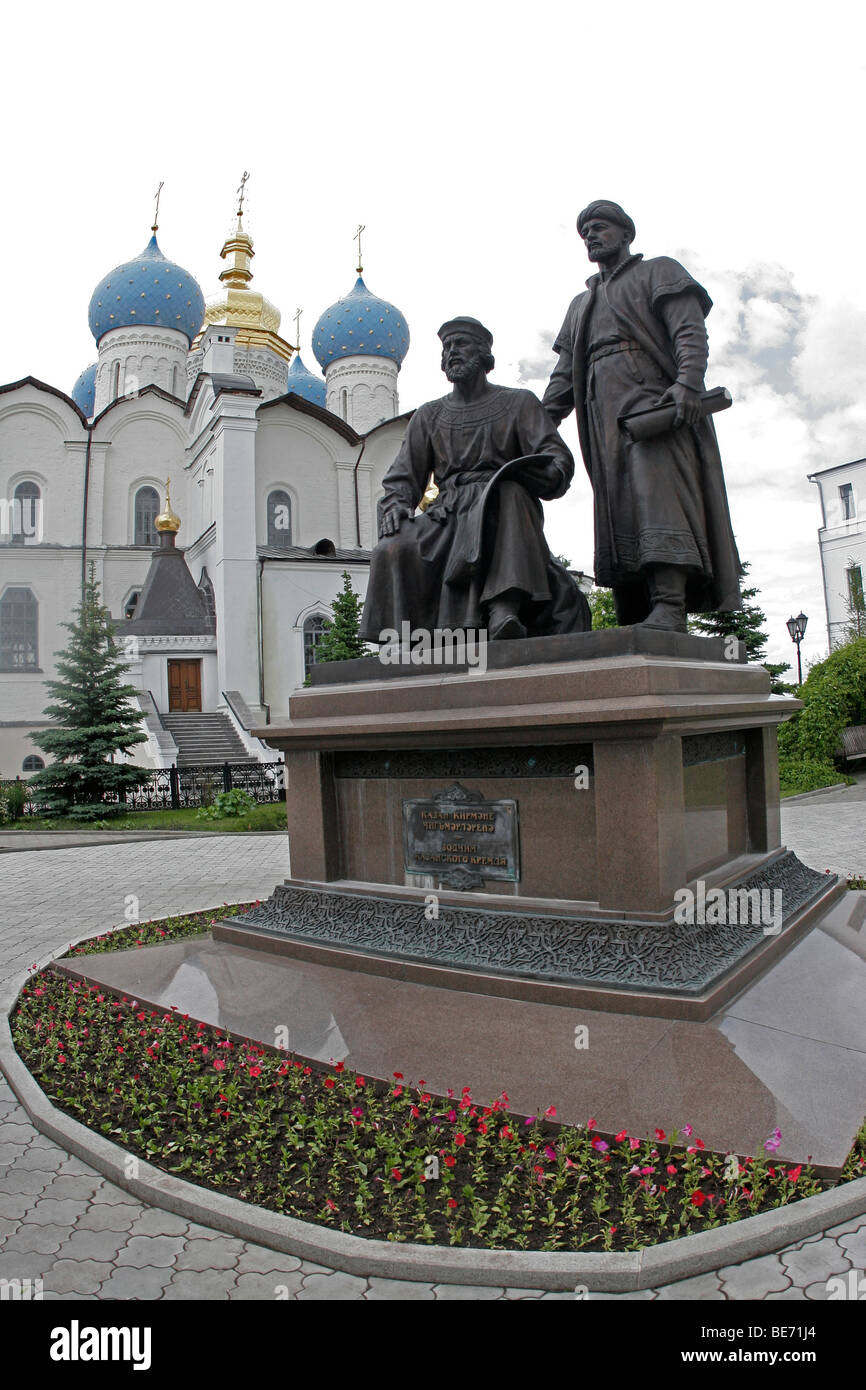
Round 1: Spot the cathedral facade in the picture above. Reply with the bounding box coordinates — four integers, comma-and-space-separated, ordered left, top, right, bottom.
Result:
0, 205, 411, 775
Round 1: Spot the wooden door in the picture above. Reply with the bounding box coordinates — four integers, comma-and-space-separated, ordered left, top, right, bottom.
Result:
167, 659, 202, 712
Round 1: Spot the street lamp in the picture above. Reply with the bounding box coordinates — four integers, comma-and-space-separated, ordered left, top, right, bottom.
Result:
786, 612, 808, 686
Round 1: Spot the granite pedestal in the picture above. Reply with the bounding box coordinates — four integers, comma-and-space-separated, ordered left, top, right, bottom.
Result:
224, 630, 842, 1017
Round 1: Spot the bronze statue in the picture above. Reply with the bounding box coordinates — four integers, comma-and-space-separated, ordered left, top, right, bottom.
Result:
542, 201, 742, 632
360, 316, 590, 644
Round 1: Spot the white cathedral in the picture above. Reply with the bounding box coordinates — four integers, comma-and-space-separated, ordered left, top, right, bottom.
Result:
0, 199, 413, 775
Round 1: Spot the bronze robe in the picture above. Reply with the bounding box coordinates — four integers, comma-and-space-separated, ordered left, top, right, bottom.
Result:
360, 385, 590, 639
542, 254, 742, 613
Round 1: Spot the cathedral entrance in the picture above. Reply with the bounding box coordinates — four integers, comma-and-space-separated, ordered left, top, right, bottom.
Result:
167, 659, 202, 712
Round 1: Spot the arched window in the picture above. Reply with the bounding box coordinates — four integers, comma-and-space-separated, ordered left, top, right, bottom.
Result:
0, 587, 38, 670
124, 590, 141, 620
267, 490, 292, 548
303, 612, 329, 678
134, 486, 160, 546
198, 569, 216, 629
9, 480, 41, 547
22, 755, 44, 772
111, 361, 121, 401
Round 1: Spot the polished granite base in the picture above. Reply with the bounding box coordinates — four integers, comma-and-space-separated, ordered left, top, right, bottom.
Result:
57, 891, 866, 1172
212, 852, 837, 1019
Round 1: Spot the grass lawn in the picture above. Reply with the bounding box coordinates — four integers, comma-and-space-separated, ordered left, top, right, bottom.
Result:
14, 802, 287, 833
8, 905, 864, 1254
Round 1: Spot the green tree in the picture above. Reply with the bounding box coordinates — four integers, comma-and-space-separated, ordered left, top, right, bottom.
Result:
29, 567, 148, 820
689, 561, 793, 691
588, 586, 618, 630
314, 571, 369, 664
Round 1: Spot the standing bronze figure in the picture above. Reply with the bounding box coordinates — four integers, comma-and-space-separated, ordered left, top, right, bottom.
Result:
542, 201, 742, 631
360, 316, 590, 643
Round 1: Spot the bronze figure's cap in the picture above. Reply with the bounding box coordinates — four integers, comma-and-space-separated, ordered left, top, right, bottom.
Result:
577, 201, 636, 243
438, 316, 494, 349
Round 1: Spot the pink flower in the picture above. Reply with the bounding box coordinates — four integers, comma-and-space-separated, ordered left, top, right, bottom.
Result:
592, 1139, 609, 1151
545, 1105, 557, 1118
682, 1123, 693, 1137
587, 1117, 597, 1130
213, 1059, 225, 1071
544, 1145, 557, 1161
629, 1137, 641, 1151
666, 1164, 677, 1175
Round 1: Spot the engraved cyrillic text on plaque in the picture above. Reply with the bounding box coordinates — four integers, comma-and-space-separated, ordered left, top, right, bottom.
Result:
402, 782, 520, 887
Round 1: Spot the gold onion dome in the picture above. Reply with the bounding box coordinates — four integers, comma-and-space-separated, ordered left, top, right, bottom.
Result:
193, 212, 292, 362
155, 479, 181, 534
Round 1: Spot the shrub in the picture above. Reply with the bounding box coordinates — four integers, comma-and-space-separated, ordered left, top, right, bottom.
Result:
196, 789, 257, 821
777, 636, 866, 765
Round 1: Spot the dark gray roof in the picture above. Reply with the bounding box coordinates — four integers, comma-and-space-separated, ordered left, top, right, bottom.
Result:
257, 544, 371, 562
120, 537, 215, 636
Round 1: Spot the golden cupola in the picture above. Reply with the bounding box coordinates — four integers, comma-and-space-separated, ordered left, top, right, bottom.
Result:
193, 179, 293, 363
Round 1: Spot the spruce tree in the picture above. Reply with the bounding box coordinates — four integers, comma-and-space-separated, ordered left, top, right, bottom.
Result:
29, 566, 148, 819
314, 571, 369, 663
689, 562, 793, 691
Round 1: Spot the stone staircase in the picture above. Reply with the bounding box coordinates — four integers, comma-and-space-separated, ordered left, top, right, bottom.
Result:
160, 711, 257, 767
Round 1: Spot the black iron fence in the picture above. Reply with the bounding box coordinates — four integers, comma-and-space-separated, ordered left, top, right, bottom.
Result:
5, 761, 285, 818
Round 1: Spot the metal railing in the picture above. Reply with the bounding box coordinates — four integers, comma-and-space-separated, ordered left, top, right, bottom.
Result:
5, 760, 285, 818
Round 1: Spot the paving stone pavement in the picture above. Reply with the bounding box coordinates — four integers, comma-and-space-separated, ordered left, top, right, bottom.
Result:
0, 834, 863, 1300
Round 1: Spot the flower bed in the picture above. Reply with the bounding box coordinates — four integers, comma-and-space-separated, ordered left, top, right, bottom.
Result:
11, 908, 864, 1253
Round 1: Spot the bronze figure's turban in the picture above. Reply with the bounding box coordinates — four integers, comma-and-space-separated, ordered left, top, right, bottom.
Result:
576, 201, 636, 243
437, 316, 494, 349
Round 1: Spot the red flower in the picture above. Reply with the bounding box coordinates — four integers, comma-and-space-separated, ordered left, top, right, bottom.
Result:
323, 1078, 336, 1089
477, 1122, 488, 1135
655, 1128, 666, 1142
410, 1105, 421, 1119
356, 1077, 365, 1087
455, 1133, 466, 1146
392, 1085, 403, 1098
249, 1066, 261, 1078
545, 1106, 557, 1118
690, 1190, 707, 1207
213, 1059, 225, 1071
444, 1155, 456, 1168
326, 1198, 338, 1211
391, 1168, 402, 1182
787, 1165, 802, 1183
447, 1198, 458, 1209
393, 1071, 404, 1080
334, 1061, 345, 1072
587, 1117, 597, 1130
615, 1130, 628, 1143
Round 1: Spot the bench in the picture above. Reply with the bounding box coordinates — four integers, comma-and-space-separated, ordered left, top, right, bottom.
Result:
838, 725, 866, 762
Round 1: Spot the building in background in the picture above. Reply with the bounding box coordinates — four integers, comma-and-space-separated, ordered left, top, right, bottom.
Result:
0, 194, 411, 774
809, 459, 866, 649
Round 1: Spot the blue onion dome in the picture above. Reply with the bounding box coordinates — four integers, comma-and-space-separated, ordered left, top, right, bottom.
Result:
286, 352, 326, 406
312, 276, 409, 368
88, 234, 205, 345
71, 362, 97, 417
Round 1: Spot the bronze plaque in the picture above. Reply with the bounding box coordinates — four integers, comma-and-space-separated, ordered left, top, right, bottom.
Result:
402, 782, 520, 887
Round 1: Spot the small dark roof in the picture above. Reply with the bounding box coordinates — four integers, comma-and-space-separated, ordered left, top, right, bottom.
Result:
185, 371, 262, 416
121, 538, 215, 636
257, 543, 371, 563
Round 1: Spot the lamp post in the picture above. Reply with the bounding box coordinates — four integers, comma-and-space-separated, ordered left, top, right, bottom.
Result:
786, 612, 808, 686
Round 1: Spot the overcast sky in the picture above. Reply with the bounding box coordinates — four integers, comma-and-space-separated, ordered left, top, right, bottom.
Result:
4, 0, 865, 669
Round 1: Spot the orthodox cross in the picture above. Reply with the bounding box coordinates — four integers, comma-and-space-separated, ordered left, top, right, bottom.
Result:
294, 307, 302, 352
152, 181, 164, 233
237, 170, 250, 217
355, 224, 365, 275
